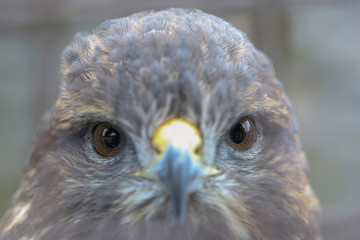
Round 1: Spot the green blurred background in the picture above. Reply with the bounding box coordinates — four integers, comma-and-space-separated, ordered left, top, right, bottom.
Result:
0, 0, 359, 239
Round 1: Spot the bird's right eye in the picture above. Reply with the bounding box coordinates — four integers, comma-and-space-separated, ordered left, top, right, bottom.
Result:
92, 123, 125, 157
227, 118, 256, 151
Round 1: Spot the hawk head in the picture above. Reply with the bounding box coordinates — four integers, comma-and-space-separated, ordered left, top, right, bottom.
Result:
0, 8, 320, 240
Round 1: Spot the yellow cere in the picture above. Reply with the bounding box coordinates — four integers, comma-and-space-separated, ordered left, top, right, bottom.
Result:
130, 118, 220, 178
152, 118, 202, 162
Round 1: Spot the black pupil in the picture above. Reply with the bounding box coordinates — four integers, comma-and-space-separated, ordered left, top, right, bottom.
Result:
102, 128, 121, 148
229, 123, 246, 144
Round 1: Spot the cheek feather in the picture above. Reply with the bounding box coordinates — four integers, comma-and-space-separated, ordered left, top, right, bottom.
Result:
3, 202, 31, 233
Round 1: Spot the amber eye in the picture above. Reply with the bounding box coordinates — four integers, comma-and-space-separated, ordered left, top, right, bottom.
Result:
93, 123, 124, 157
227, 118, 256, 150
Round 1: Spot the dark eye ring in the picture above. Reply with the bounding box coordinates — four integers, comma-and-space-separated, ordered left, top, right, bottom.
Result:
92, 123, 124, 157
227, 118, 256, 151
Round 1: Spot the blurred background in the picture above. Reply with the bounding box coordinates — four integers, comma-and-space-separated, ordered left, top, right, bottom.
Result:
0, 0, 359, 239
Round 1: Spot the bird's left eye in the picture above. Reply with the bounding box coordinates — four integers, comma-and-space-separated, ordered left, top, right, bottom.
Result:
92, 123, 125, 157
227, 118, 256, 151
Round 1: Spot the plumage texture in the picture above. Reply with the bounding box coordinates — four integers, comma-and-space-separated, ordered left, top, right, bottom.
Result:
0, 8, 321, 240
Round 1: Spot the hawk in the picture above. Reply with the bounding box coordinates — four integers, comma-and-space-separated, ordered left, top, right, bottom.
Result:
0, 8, 321, 240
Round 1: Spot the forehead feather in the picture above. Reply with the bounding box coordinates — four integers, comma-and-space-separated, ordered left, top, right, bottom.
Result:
60, 9, 257, 83
56, 8, 289, 134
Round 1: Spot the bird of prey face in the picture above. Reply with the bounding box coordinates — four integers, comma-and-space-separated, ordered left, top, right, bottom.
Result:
0, 8, 321, 240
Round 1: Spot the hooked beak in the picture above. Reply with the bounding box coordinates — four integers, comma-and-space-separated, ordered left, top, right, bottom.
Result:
131, 118, 219, 222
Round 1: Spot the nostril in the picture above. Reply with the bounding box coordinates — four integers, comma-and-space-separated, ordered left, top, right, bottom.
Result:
153, 146, 161, 155
194, 145, 201, 155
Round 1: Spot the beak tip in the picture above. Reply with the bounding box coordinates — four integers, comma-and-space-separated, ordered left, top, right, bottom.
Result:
175, 214, 186, 224
172, 197, 187, 224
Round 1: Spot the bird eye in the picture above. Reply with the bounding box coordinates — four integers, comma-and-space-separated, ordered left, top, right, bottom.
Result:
227, 118, 256, 151
92, 123, 124, 157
